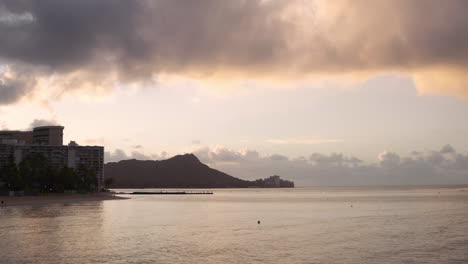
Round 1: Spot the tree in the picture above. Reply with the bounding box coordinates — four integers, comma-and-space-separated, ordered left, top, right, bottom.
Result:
76, 165, 98, 192
1, 155, 21, 191
18, 153, 55, 192
1, 153, 99, 193
104, 177, 114, 190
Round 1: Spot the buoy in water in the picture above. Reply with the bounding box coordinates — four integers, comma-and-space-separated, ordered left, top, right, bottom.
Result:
258, 220, 261, 224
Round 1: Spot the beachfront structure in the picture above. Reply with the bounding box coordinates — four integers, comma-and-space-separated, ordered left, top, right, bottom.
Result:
0, 127, 104, 190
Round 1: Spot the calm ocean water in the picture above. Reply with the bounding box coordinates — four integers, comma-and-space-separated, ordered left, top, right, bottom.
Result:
1, 187, 468, 264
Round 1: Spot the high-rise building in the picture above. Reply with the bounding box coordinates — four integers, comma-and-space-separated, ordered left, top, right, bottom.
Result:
32, 126, 64, 146
0, 126, 104, 190
0, 130, 33, 144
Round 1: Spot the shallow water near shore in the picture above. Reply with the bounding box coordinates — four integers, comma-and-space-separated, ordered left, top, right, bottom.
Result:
1, 187, 468, 264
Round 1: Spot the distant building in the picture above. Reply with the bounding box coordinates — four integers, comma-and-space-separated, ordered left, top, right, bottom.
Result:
0, 126, 104, 190
253, 175, 295, 188
264, 175, 281, 187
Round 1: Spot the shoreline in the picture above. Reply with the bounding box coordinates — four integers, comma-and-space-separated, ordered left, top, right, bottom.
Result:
0, 192, 128, 207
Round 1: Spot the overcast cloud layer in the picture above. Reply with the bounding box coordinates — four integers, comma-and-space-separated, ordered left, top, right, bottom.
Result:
105, 144, 468, 187
2, 0, 468, 104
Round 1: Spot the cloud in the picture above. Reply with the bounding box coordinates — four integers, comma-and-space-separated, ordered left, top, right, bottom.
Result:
0, 65, 36, 104
105, 148, 169, 162
28, 118, 59, 129
105, 149, 130, 162
100, 144, 468, 186
192, 145, 251, 164
191, 145, 468, 186
1, 0, 468, 104
310, 152, 362, 167
378, 151, 401, 168
105, 149, 151, 162
440, 144, 455, 154
0, 7, 33, 24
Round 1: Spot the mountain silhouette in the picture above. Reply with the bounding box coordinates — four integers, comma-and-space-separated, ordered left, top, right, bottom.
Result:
105, 154, 252, 188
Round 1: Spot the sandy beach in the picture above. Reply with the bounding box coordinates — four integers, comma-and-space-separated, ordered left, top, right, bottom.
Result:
0, 192, 128, 207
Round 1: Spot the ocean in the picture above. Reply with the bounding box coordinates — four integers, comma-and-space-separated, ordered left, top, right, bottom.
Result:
1, 187, 468, 264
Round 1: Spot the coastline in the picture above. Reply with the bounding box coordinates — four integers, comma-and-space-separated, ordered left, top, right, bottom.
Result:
0, 192, 128, 207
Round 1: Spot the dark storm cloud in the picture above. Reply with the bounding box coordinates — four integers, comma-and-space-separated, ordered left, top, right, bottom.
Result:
0, 0, 140, 69
0, 0, 288, 75
0, 64, 36, 104
2, 0, 468, 103
0, 75, 30, 104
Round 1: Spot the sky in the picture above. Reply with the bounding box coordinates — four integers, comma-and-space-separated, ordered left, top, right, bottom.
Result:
1, 0, 468, 186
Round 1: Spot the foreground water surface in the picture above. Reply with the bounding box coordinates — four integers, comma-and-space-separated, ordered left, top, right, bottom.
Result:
1, 187, 468, 264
